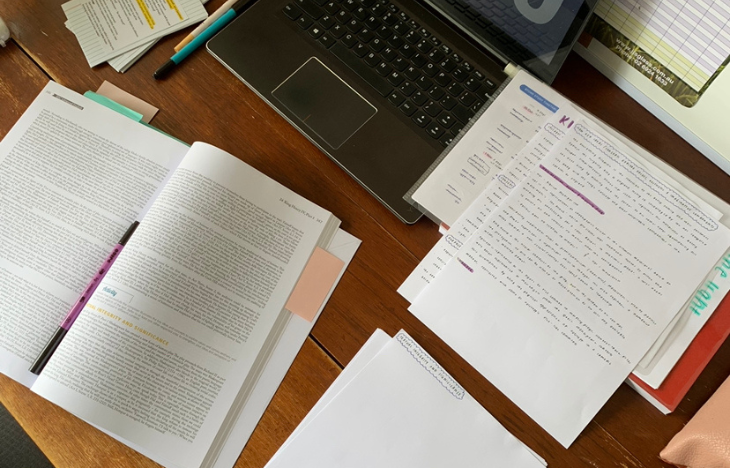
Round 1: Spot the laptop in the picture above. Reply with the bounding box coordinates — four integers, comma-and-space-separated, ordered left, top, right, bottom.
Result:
207, 0, 596, 223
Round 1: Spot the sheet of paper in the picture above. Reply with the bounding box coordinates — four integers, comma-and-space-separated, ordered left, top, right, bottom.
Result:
63, 0, 207, 67
400, 107, 579, 302
265, 330, 545, 468
411, 70, 567, 226
409, 117, 730, 447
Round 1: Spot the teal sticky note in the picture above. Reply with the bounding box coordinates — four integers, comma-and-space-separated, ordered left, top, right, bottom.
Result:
84, 91, 144, 122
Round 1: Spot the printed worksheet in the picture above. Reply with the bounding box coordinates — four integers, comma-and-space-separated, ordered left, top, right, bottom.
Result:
589, 0, 730, 105
411, 70, 564, 226
409, 117, 730, 447
63, 0, 207, 67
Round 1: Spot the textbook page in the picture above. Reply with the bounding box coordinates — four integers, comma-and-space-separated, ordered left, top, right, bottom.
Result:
31, 142, 339, 468
409, 118, 730, 447
411, 70, 565, 226
0, 81, 189, 388
265, 330, 545, 468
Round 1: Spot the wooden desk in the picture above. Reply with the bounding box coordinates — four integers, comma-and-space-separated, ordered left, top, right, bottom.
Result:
0, 1, 728, 466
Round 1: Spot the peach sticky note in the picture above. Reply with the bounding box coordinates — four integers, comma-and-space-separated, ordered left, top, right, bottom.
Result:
286, 247, 345, 322
96, 81, 159, 123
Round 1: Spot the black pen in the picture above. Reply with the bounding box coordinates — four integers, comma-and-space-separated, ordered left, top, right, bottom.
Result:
30, 222, 139, 375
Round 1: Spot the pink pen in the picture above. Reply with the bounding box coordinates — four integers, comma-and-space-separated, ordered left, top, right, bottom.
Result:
30, 221, 139, 375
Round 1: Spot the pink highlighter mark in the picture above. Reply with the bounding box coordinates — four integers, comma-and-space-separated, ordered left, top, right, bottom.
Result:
458, 258, 474, 272
540, 165, 605, 215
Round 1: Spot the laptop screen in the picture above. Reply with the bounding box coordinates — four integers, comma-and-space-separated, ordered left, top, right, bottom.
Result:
422, 0, 597, 83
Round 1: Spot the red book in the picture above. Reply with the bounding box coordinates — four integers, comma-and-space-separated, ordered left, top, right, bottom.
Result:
627, 293, 730, 413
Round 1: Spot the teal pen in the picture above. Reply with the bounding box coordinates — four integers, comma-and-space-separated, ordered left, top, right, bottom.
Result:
154, 1, 247, 79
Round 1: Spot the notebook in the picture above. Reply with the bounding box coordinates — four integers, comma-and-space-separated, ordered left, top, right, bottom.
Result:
207, 0, 596, 223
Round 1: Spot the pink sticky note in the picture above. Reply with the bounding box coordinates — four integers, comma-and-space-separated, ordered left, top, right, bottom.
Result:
96, 81, 159, 123
286, 247, 345, 322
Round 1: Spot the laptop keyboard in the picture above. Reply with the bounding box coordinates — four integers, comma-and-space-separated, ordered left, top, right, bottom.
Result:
282, 0, 499, 147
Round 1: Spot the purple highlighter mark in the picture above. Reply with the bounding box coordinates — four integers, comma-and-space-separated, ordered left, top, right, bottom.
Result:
458, 258, 474, 272
540, 165, 605, 215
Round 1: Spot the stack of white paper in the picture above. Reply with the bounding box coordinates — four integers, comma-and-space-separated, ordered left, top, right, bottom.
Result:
265, 329, 547, 468
402, 70, 730, 447
62, 0, 208, 70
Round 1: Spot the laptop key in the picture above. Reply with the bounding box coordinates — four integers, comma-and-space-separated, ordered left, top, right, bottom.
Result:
297, 0, 324, 19
422, 62, 438, 77
452, 68, 467, 82
387, 71, 404, 86
400, 100, 417, 115
283, 4, 303, 20
464, 76, 480, 91
434, 71, 450, 87
319, 33, 336, 48
412, 91, 428, 105
399, 43, 416, 58
369, 37, 386, 51
391, 57, 407, 71
411, 53, 427, 67
324, 1, 340, 13
439, 133, 455, 147
358, 28, 374, 42
320, 14, 336, 28
388, 90, 406, 106
415, 75, 433, 90
365, 16, 380, 29
393, 21, 409, 35
342, 33, 357, 47
458, 91, 475, 106
330, 23, 346, 37
335, 10, 351, 22
309, 25, 325, 38
353, 43, 369, 57
412, 112, 431, 127
331, 43, 393, 96
424, 100, 441, 117
376, 62, 393, 76
452, 103, 473, 123
297, 16, 314, 28
437, 113, 456, 128
404, 66, 420, 80
399, 81, 416, 96
426, 121, 445, 138
428, 86, 444, 100
381, 46, 398, 61
446, 81, 464, 96
364, 52, 381, 66
440, 95, 457, 110
353, 6, 368, 19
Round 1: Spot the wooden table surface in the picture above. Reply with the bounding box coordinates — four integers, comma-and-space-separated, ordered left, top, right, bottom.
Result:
1, 1, 729, 467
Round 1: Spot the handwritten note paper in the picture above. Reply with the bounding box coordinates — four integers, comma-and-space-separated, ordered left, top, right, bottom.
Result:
409, 118, 730, 447
399, 107, 577, 302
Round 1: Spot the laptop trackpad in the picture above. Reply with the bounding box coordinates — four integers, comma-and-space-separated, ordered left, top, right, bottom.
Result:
272, 58, 377, 150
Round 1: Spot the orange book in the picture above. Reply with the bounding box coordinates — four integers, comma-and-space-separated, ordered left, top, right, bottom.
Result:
627, 293, 730, 413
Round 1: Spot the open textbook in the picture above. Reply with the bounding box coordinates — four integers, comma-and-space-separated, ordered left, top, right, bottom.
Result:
401, 71, 730, 446
0, 81, 352, 468
265, 329, 546, 468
